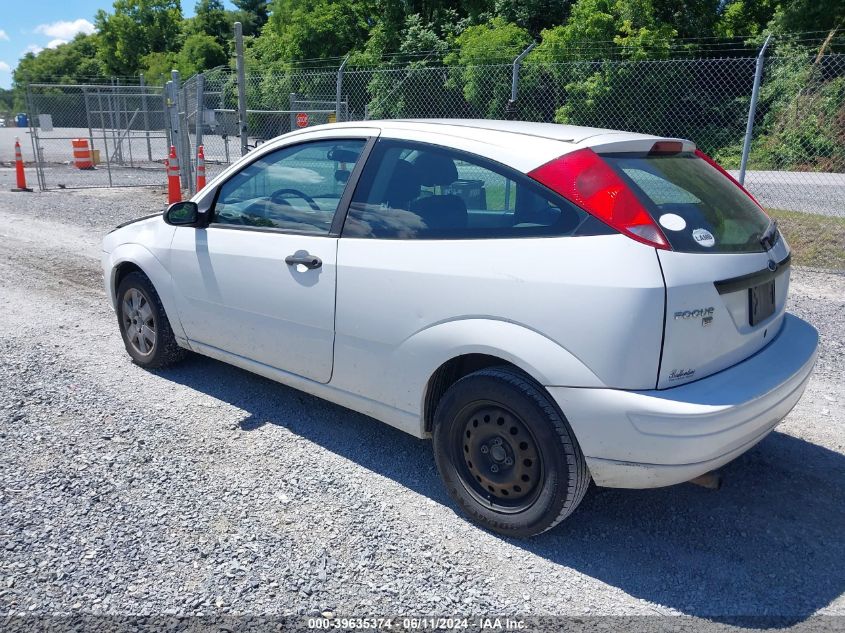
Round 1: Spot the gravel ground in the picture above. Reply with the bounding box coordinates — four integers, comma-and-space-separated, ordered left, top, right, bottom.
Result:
0, 185, 843, 627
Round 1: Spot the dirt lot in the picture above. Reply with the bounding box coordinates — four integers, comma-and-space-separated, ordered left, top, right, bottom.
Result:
0, 178, 843, 627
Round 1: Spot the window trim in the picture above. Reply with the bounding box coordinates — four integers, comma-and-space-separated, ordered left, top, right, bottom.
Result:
338, 137, 594, 241
206, 135, 377, 237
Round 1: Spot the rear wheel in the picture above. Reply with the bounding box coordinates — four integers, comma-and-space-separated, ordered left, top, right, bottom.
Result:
433, 366, 590, 537
116, 271, 186, 369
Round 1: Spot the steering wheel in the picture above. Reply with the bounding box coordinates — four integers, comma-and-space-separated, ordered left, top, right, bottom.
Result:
270, 188, 321, 211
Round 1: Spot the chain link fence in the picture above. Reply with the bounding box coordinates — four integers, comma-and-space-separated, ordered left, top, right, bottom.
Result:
181, 67, 240, 186
18, 45, 845, 267
23, 81, 170, 189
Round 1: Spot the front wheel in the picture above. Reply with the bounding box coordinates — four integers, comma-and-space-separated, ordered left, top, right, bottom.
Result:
433, 366, 590, 537
116, 271, 186, 369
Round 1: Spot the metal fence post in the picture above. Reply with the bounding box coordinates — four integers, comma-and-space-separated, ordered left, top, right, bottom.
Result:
166, 79, 180, 170
83, 88, 96, 162
165, 80, 174, 149
119, 78, 135, 169
739, 34, 772, 186
336, 55, 349, 123
140, 73, 152, 162
25, 83, 45, 191
97, 88, 114, 188
171, 69, 192, 191
506, 42, 536, 120
108, 78, 120, 163
195, 73, 205, 176
235, 22, 248, 156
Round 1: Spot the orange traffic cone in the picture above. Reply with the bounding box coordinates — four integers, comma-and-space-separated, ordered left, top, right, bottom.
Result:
12, 138, 32, 192
167, 145, 181, 204
196, 145, 206, 191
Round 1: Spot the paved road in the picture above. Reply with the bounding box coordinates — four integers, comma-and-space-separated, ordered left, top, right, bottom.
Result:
0, 182, 843, 624
732, 170, 845, 216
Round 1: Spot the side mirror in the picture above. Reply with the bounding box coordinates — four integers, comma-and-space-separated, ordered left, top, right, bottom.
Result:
164, 201, 199, 226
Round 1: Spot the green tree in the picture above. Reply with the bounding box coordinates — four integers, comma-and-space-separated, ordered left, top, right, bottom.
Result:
364, 13, 455, 118
232, 0, 269, 36
12, 33, 105, 85
361, 0, 491, 59
446, 17, 532, 117
267, 0, 377, 60
716, 0, 778, 37
533, 0, 675, 62
494, 0, 574, 36
95, 0, 183, 76
10, 34, 107, 123
651, 0, 719, 40
769, 0, 845, 35
178, 33, 228, 76
0, 88, 13, 112
447, 17, 532, 65
717, 0, 845, 38
140, 51, 179, 84
529, 0, 676, 128
188, 0, 232, 45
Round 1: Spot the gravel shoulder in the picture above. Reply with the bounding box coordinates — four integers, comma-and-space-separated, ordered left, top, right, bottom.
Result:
0, 188, 843, 623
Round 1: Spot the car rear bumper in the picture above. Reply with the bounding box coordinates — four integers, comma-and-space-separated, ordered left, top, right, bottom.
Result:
547, 313, 818, 488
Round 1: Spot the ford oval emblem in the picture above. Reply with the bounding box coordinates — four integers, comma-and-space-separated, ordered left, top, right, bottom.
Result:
767, 260, 778, 272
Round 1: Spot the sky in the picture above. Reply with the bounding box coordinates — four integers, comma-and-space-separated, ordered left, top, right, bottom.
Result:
0, 1, 235, 89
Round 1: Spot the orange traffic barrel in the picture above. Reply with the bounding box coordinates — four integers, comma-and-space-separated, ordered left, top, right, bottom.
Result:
196, 145, 207, 191
72, 139, 94, 170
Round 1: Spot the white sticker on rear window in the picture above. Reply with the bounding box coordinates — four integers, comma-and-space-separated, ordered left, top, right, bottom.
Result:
692, 228, 716, 247
658, 213, 686, 231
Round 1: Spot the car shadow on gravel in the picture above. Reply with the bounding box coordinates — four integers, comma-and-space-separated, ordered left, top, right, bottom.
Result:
159, 354, 844, 625
531, 431, 845, 626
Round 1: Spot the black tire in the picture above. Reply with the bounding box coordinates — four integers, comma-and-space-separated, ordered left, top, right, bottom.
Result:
116, 271, 187, 369
432, 366, 590, 537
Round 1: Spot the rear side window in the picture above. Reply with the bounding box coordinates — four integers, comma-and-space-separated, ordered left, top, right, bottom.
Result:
343, 140, 592, 239
603, 152, 770, 253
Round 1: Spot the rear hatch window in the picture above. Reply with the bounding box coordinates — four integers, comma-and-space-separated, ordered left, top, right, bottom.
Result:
602, 152, 770, 254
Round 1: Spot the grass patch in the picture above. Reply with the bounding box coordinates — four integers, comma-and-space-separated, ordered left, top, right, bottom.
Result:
768, 208, 845, 270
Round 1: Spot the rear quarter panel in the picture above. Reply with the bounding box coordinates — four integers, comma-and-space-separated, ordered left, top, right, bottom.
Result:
333, 234, 666, 429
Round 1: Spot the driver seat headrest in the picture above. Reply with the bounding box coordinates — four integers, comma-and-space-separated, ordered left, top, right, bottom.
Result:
411, 152, 458, 187
384, 159, 421, 209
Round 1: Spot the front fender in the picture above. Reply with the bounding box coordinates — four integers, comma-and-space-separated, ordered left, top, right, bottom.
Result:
105, 243, 187, 342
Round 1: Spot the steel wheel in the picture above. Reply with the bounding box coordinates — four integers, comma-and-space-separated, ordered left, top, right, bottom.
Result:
433, 366, 590, 536
121, 287, 156, 357
453, 401, 544, 513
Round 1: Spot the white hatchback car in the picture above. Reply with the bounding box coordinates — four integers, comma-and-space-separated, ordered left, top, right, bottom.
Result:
102, 120, 818, 536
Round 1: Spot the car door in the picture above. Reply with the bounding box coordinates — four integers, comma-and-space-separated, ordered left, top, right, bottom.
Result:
168, 133, 374, 383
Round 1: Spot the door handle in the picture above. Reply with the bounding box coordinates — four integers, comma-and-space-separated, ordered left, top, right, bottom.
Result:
285, 252, 322, 270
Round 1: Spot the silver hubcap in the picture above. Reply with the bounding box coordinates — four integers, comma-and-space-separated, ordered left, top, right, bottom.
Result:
122, 288, 156, 356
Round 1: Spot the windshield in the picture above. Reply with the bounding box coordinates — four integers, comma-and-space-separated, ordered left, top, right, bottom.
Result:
602, 152, 771, 253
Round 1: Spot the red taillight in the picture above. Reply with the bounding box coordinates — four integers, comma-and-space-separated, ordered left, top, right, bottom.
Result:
528, 148, 669, 250
694, 149, 767, 214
